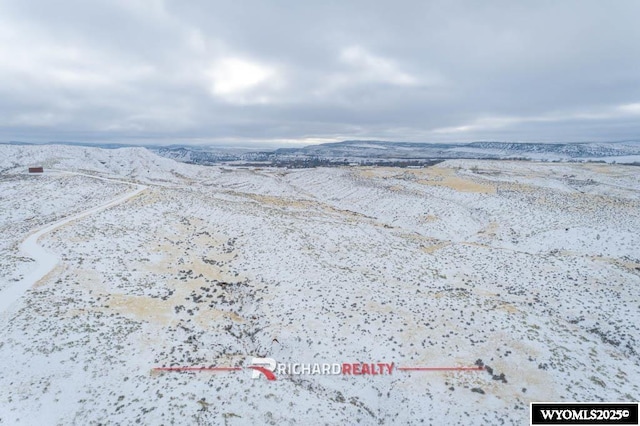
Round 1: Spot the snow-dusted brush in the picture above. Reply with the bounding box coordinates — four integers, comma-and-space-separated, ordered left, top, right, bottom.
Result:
0, 145, 638, 425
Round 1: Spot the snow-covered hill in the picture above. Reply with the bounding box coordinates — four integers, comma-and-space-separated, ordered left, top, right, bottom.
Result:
0, 145, 638, 425
0, 144, 215, 184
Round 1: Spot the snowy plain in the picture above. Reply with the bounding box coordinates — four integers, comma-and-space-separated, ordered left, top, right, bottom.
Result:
0, 145, 638, 425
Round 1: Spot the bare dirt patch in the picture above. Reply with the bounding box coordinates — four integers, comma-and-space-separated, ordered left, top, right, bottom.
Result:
358, 166, 496, 193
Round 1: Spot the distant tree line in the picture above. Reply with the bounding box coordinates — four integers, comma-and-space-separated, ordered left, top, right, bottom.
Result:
236, 158, 445, 169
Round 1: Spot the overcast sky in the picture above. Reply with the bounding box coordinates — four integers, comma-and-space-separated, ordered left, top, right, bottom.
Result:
1, 0, 639, 146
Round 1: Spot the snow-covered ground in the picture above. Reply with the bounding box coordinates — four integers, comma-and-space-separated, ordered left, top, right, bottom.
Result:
0, 172, 147, 313
0, 145, 638, 425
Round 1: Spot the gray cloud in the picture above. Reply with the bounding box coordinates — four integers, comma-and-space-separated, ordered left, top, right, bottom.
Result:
1, 0, 639, 145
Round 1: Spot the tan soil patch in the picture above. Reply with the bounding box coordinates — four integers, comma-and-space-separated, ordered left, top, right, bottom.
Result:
419, 214, 439, 223
107, 294, 174, 325
33, 263, 65, 288
242, 192, 375, 224
477, 222, 499, 237
358, 166, 496, 193
421, 242, 451, 254
591, 256, 640, 275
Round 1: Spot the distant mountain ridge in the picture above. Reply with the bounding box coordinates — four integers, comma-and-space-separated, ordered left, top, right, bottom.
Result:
155, 140, 640, 166
3, 139, 640, 166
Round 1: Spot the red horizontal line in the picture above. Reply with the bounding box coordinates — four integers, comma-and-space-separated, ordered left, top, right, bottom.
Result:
398, 366, 484, 371
153, 366, 242, 372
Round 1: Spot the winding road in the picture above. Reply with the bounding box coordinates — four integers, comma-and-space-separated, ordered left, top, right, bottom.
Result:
0, 172, 147, 314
